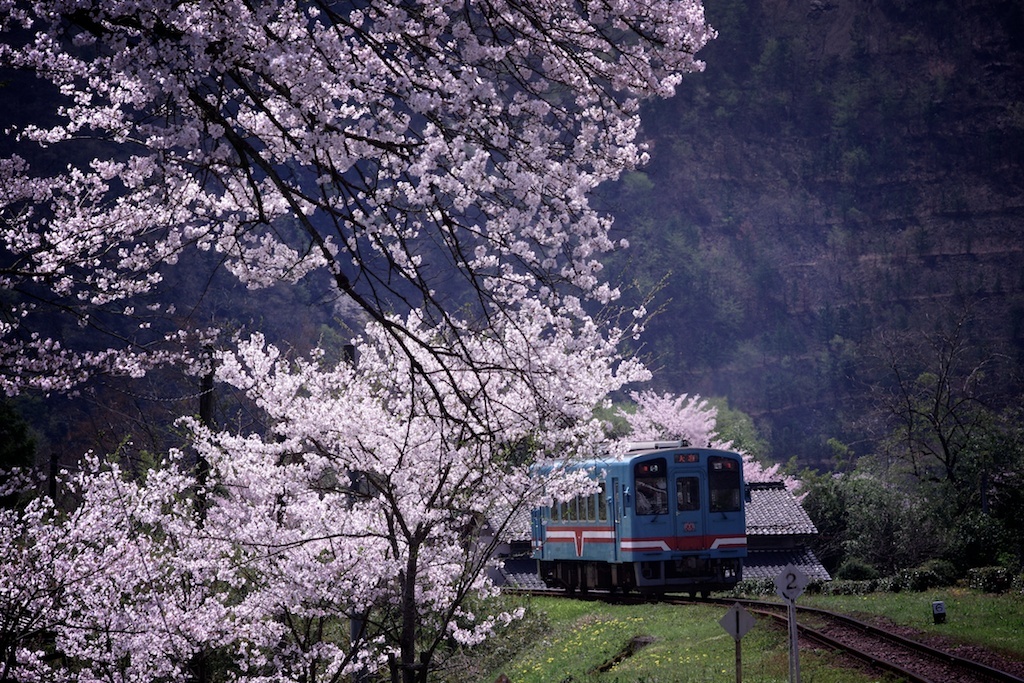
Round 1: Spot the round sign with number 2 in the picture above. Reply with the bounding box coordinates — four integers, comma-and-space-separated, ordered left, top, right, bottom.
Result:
774, 564, 809, 602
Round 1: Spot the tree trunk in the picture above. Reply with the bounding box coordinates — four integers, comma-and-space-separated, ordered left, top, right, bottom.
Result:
398, 544, 422, 683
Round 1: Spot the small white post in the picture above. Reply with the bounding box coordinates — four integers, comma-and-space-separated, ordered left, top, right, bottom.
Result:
774, 564, 809, 683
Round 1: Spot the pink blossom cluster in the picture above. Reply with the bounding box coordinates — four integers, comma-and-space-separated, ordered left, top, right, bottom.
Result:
0, 0, 714, 396
616, 390, 803, 493
616, 390, 724, 448
0, 307, 647, 681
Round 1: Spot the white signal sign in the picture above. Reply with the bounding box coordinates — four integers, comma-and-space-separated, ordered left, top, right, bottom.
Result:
774, 564, 809, 603
719, 602, 756, 641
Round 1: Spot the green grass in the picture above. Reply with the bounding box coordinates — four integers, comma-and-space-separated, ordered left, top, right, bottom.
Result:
463, 588, 1024, 683
800, 587, 1024, 660
478, 597, 899, 683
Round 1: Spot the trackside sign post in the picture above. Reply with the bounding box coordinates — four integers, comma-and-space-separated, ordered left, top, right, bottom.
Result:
775, 564, 809, 683
719, 603, 755, 683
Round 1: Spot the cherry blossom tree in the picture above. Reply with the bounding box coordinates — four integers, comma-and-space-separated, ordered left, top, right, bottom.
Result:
0, 0, 714, 405
195, 311, 645, 682
0, 2, 718, 681
617, 390, 802, 493
616, 390, 722, 448
0, 504, 58, 681
1, 311, 645, 683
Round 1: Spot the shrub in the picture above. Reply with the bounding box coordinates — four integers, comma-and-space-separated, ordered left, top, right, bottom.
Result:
876, 574, 905, 593
731, 577, 775, 597
834, 558, 879, 581
821, 579, 876, 596
968, 566, 1014, 593
893, 567, 938, 591
917, 559, 958, 587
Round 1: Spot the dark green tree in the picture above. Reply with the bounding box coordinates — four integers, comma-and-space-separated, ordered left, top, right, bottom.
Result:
799, 466, 849, 575
855, 305, 1024, 572
867, 307, 1013, 509
0, 400, 36, 508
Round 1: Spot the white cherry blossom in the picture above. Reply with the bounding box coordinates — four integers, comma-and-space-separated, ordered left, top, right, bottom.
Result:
0, 2, 716, 681
0, 0, 713, 398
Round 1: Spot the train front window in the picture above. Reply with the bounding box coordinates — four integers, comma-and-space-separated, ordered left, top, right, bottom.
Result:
708, 456, 741, 512
633, 458, 668, 514
676, 477, 700, 511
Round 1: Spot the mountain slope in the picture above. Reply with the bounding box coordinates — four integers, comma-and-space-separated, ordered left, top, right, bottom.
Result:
603, 0, 1024, 464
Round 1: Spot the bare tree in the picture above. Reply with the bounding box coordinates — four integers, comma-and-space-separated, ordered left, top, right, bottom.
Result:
866, 305, 1011, 509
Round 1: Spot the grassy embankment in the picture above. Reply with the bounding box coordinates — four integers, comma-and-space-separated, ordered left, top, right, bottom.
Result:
801, 588, 1024, 658
468, 590, 1024, 683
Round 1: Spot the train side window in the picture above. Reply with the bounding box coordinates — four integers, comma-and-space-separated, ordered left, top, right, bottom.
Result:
586, 493, 596, 521
598, 483, 608, 521
676, 477, 700, 511
633, 458, 668, 514
708, 455, 741, 512
568, 498, 579, 521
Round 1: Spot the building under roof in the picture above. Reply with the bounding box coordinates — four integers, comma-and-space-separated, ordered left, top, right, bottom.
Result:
743, 481, 831, 581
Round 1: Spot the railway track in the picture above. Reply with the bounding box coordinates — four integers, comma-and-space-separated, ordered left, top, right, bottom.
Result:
698, 597, 1024, 683
505, 588, 1024, 683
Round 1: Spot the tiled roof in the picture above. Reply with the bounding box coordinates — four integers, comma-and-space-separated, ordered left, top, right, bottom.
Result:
496, 481, 819, 541
494, 558, 548, 589
485, 498, 533, 542
502, 502, 533, 539
745, 482, 818, 536
743, 547, 832, 581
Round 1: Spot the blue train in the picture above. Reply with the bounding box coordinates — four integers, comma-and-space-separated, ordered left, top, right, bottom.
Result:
531, 442, 747, 594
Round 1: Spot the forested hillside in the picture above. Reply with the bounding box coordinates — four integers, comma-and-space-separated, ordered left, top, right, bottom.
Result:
603, 0, 1024, 466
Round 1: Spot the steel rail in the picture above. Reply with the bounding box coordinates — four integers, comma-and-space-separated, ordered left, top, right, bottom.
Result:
698, 597, 1024, 683
733, 602, 937, 683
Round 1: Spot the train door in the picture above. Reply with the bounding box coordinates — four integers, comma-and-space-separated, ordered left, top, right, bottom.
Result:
706, 455, 745, 552
632, 457, 671, 545
673, 473, 706, 551
610, 477, 621, 562
530, 503, 549, 559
